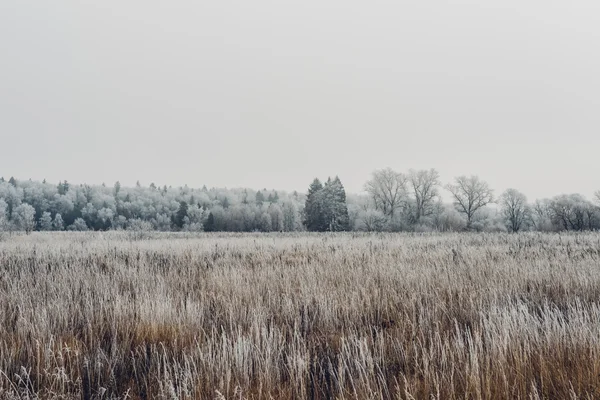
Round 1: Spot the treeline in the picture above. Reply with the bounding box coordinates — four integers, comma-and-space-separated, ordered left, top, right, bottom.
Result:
0, 171, 599, 235
0, 177, 304, 234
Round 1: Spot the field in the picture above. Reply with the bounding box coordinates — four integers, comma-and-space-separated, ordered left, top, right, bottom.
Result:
1, 232, 600, 399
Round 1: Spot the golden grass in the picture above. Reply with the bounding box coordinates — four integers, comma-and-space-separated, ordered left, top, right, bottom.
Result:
1, 232, 600, 399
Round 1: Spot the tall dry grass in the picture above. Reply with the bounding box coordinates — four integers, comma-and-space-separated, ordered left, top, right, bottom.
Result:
1, 232, 600, 399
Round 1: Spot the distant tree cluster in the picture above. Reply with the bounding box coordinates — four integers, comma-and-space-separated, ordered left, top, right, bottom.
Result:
0, 177, 303, 235
355, 168, 600, 233
0, 172, 598, 235
303, 177, 350, 232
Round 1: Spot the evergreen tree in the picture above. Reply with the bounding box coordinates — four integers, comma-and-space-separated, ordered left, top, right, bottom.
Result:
255, 190, 265, 206
57, 180, 70, 195
113, 181, 121, 197
174, 201, 188, 229
53, 214, 64, 231
222, 197, 230, 209
204, 212, 215, 232
8, 177, 16, 187
323, 176, 350, 231
39, 211, 53, 231
303, 178, 326, 231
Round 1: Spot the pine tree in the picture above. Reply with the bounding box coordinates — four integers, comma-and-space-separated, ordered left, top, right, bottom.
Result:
222, 197, 230, 209
57, 180, 70, 195
204, 212, 215, 232
303, 178, 326, 231
255, 191, 265, 206
328, 176, 350, 231
113, 181, 121, 199
39, 212, 53, 231
174, 201, 188, 229
322, 177, 335, 231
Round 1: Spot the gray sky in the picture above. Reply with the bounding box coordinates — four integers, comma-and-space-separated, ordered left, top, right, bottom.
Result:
1, 1, 599, 201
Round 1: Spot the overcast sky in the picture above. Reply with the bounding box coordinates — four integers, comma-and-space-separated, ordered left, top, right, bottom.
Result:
1, 1, 599, 201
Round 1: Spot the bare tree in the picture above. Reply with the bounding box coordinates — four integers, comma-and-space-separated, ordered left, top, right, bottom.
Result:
358, 209, 388, 232
531, 199, 553, 231
595, 191, 600, 205
499, 189, 529, 232
409, 169, 440, 222
445, 176, 494, 229
364, 168, 408, 218
549, 194, 595, 231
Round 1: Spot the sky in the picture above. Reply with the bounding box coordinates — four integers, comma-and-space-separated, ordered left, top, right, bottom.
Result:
1, 1, 599, 201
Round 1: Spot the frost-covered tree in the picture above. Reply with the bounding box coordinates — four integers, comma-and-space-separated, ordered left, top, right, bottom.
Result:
53, 213, 65, 231
268, 203, 284, 232
446, 176, 494, 229
303, 177, 349, 232
408, 169, 440, 222
57, 180, 70, 195
39, 211, 53, 231
12, 203, 36, 233
183, 204, 204, 232
357, 209, 387, 232
499, 189, 529, 233
364, 168, 408, 219
322, 177, 350, 231
96, 208, 115, 230
204, 212, 216, 232
69, 218, 88, 231
258, 212, 272, 232
282, 201, 298, 232
548, 194, 597, 231
209, 206, 227, 231
530, 199, 553, 232
153, 213, 172, 231
174, 201, 188, 229
0, 181, 23, 217
304, 179, 326, 231
0, 199, 10, 236
127, 218, 153, 232
255, 191, 265, 206
470, 207, 507, 233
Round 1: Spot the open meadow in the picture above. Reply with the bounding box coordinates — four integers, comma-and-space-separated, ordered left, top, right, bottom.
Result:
1, 232, 600, 399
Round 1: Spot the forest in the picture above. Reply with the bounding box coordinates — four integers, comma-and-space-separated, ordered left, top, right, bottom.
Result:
0, 169, 599, 235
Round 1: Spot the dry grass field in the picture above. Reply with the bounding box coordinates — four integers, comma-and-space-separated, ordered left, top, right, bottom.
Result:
1, 232, 600, 399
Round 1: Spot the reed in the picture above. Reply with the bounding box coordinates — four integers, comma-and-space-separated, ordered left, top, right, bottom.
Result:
0, 231, 599, 399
